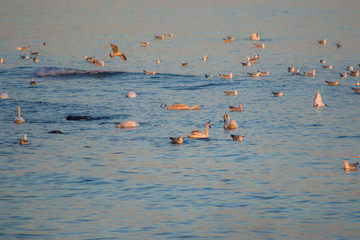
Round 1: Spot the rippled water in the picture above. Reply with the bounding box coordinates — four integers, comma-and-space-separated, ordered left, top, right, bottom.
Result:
1, 1, 360, 239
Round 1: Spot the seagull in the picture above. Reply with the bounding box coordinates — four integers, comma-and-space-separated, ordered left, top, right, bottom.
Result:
356, 81, 360, 86
33, 57, 39, 63
43, 42, 47, 46
19, 134, 29, 145
17, 46, 30, 51
202, 55, 209, 61
336, 43, 344, 48
31, 51, 39, 55
313, 90, 327, 107
0, 93, 9, 99
322, 64, 332, 69
347, 66, 354, 71
241, 57, 251, 66
229, 104, 243, 111
349, 70, 359, 77
21, 54, 29, 59
320, 59, 326, 64
343, 160, 358, 170
170, 136, 183, 144
288, 66, 295, 72
247, 72, 260, 77
109, 44, 127, 60
351, 87, 360, 94
231, 134, 244, 141
182, 61, 188, 67
253, 43, 265, 48
165, 33, 174, 38
325, 80, 338, 86
249, 33, 260, 41
205, 74, 213, 79
223, 38, 233, 43
156, 59, 161, 64
155, 34, 165, 40
258, 71, 270, 76
140, 42, 149, 47
272, 91, 283, 97
30, 78, 36, 86
317, 39, 327, 45
0, 58, 3, 64
126, 91, 137, 98
224, 90, 238, 95
219, 72, 233, 79
340, 72, 347, 78
143, 70, 156, 75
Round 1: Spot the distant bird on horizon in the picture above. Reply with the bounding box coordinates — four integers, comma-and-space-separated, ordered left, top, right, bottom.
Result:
109, 44, 127, 60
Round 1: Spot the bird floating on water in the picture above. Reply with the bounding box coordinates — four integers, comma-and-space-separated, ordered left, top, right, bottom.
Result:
182, 61, 188, 67
336, 43, 344, 48
202, 55, 209, 61
340, 72, 347, 78
258, 71, 270, 76
0, 58, 3, 64
21, 54, 29, 59
325, 80, 338, 86
109, 44, 127, 60
165, 33, 174, 38
205, 74, 213, 79
231, 134, 244, 141
155, 34, 165, 40
19, 134, 29, 145
0, 93, 9, 99
351, 87, 360, 94
17, 46, 30, 51
320, 59, 326, 64
343, 160, 358, 170
224, 90, 238, 96
30, 78, 36, 86
288, 66, 295, 72
166, 103, 200, 110
272, 91, 283, 97
317, 39, 327, 45
156, 59, 161, 64
313, 90, 327, 107
14, 106, 25, 124
170, 136, 183, 144
247, 72, 260, 77
126, 91, 137, 98
116, 121, 140, 128
219, 72, 233, 79
249, 33, 260, 41
322, 64, 332, 69
229, 104, 243, 112
349, 69, 359, 77
43, 42, 47, 46
33, 57, 39, 63
143, 70, 156, 75
140, 42, 149, 47
253, 43, 265, 48
188, 122, 211, 139
224, 114, 238, 130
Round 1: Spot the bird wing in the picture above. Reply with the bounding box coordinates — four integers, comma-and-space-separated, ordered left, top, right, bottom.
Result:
119, 53, 127, 61
110, 44, 119, 53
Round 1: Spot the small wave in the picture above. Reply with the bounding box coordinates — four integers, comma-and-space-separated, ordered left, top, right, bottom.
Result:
36, 67, 123, 77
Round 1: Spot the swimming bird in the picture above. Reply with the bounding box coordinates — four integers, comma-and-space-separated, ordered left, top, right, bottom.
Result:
143, 70, 156, 75
166, 103, 200, 110
43, 42, 47, 46
356, 81, 360, 86
288, 66, 295, 73
0, 58, 3, 64
205, 74, 213, 79
272, 91, 283, 97
336, 43, 344, 48
322, 64, 332, 69
93, 60, 104, 67
229, 104, 243, 112
155, 34, 165, 40
140, 42, 149, 47
0, 93, 9, 99
292, 69, 301, 76
165, 33, 174, 38
325, 80, 338, 86
182, 61, 188, 67
347, 66, 354, 71
126, 91, 137, 98
343, 160, 358, 170
258, 71, 270, 76
231, 134, 244, 141
188, 122, 211, 139
351, 87, 360, 94
349, 69, 359, 77
33, 57, 39, 63
247, 72, 260, 77
31, 51, 38, 55
313, 90, 327, 107
320, 59, 326, 64
21, 54, 29, 59
249, 33, 260, 41
223, 38, 233, 43
303, 70, 316, 77
219, 72, 233, 79
156, 59, 161, 64
84, 56, 95, 62
30, 78, 36, 86
224, 90, 238, 95
48, 130, 64, 134
340, 72, 347, 78
14, 106, 25, 124
250, 54, 259, 62
109, 44, 127, 60
170, 136, 183, 144
317, 39, 327, 45
116, 121, 140, 128
224, 114, 238, 129
17, 46, 30, 51
241, 57, 251, 66
202, 55, 209, 61
254, 43, 265, 48
19, 134, 29, 145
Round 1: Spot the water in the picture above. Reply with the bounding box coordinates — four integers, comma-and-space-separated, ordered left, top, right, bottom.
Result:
1, 0, 360, 239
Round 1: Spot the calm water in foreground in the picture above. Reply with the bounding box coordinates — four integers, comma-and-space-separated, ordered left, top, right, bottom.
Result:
1, 1, 360, 239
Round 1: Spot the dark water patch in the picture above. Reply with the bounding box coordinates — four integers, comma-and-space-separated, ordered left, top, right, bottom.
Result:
35, 67, 125, 78
337, 135, 360, 139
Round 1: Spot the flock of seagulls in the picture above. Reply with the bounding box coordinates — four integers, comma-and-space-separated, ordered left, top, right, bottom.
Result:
2, 32, 359, 171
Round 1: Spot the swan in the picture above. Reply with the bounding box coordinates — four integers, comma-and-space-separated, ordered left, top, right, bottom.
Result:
229, 104, 243, 112
313, 90, 327, 107
166, 103, 200, 110
170, 136, 183, 144
188, 122, 211, 139
231, 134, 244, 141
224, 114, 238, 129
343, 161, 358, 170
126, 91, 137, 98
19, 134, 29, 145
14, 106, 25, 124
116, 121, 140, 128
109, 44, 127, 60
